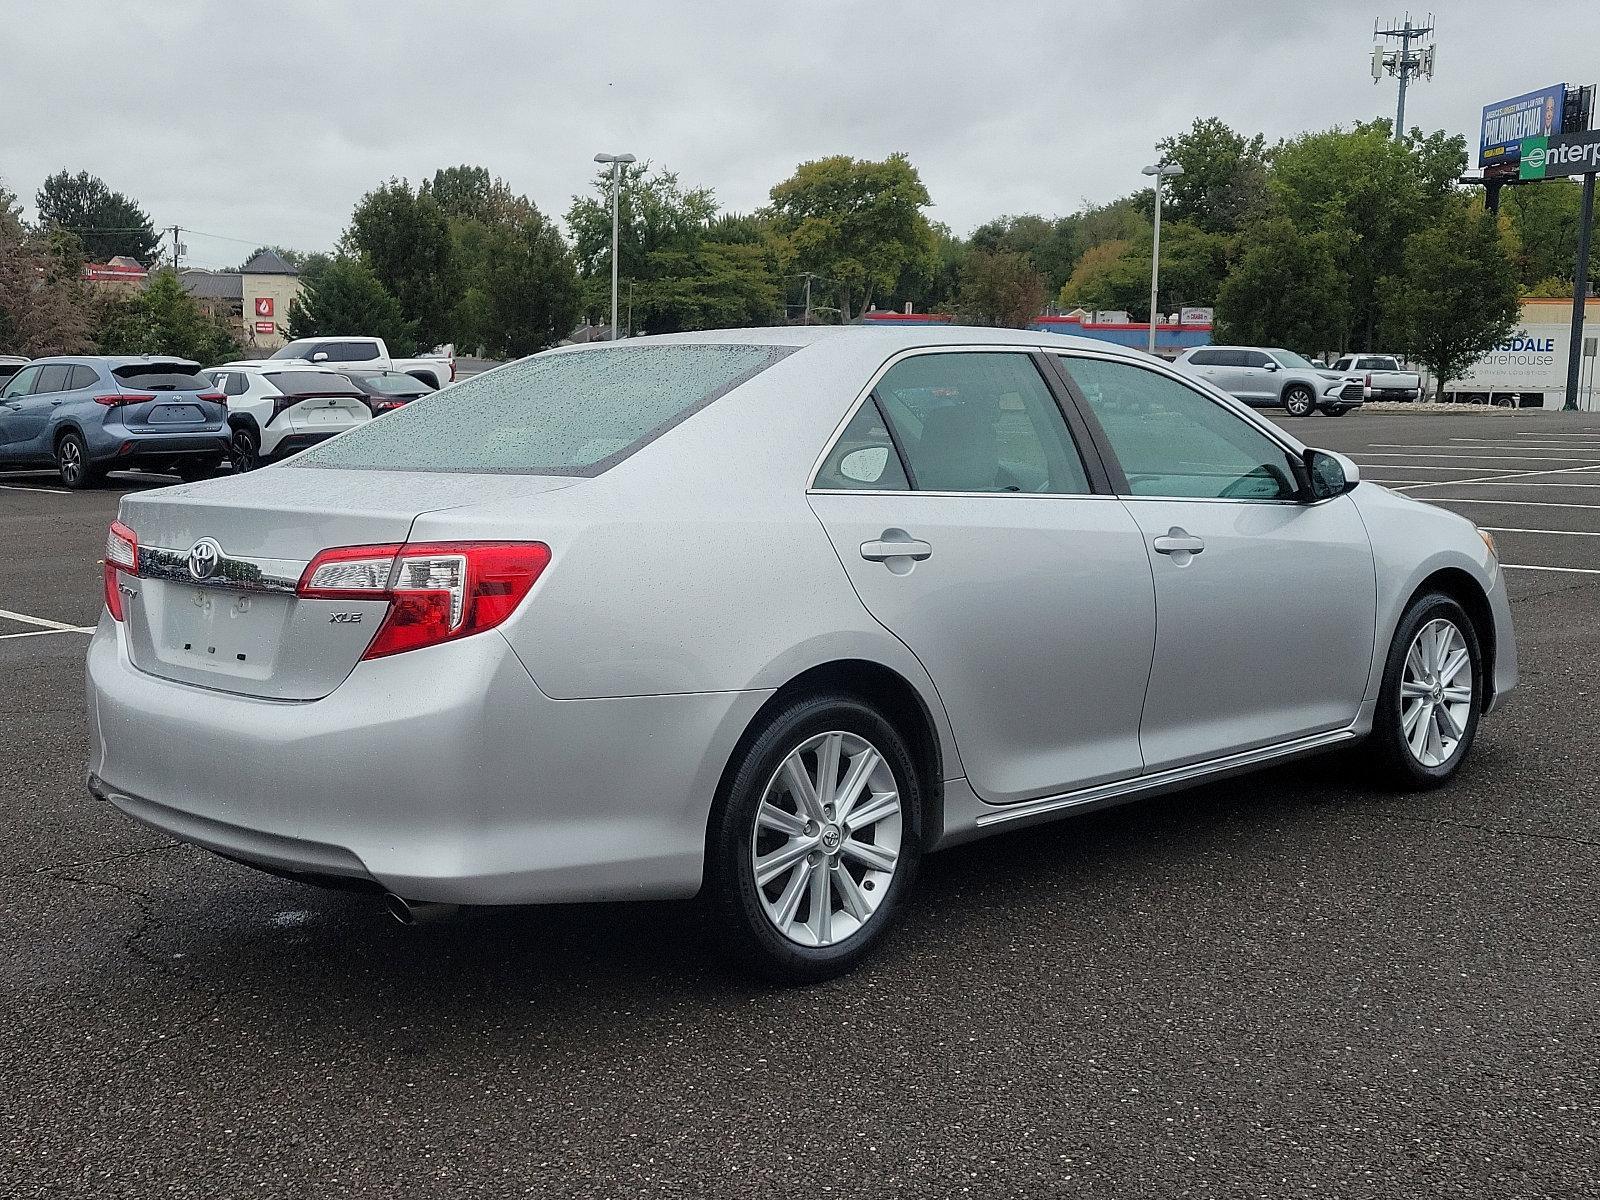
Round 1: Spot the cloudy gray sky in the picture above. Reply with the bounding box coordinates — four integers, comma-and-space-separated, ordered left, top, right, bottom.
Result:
7, 0, 1600, 267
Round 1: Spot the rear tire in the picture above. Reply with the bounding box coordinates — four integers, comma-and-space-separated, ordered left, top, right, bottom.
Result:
708, 693, 923, 983
230, 424, 261, 472
55, 432, 97, 489
1369, 593, 1482, 790
1282, 385, 1315, 417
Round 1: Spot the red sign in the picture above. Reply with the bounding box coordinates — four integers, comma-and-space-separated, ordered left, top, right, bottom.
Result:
254, 321, 275, 334
254, 296, 274, 318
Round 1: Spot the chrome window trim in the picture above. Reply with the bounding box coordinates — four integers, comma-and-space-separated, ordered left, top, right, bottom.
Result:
804, 343, 1101, 497
138, 544, 306, 595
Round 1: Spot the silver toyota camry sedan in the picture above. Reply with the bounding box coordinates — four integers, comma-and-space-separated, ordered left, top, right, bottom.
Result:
87, 327, 1516, 982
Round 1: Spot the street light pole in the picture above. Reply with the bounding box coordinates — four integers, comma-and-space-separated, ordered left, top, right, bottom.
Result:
593, 152, 636, 340
1141, 161, 1184, 356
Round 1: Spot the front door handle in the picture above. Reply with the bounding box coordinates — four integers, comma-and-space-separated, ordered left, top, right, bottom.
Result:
1152, 529, 1205, 556
861, 534, 932, 562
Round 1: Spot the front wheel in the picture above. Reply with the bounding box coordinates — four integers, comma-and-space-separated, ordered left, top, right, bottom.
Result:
708, 694, 922, 983
1370, 594, 1482, 789
1282, 385, 1316, 417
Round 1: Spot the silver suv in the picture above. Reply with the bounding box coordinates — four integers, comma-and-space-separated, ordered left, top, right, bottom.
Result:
1173, 346, 1363, 417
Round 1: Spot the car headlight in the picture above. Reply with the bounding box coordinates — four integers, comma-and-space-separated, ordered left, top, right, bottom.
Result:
1478, 528, 1498, 558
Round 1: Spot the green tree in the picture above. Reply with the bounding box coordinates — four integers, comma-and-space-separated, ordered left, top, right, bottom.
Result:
765, 153, 936, 321
1215, 216, 1348, 353
423, 165, 496, 223
286, 258, 416, 353
0, 179, 95, 355
344, 180, 453, 348
35, 169, 163, 263
95, 271, 239, 364
1501, 179, 1600, 290
1378, 200, 1520, 399
1058, 240, 1146, 314
957, 250, 1045, 327
968, 214, 1078, 295
1155, 118, 1268, 234
448, 199, 580, 355
1267, 121, 1466, 349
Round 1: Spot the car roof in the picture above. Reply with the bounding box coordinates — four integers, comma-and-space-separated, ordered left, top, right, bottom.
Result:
552, 324, 1158, 360
23, 355, 199, 368
214, 361, 348, 373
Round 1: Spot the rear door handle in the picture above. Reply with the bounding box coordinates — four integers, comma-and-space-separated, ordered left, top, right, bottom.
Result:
1152, 530, 1205, 556
861, 536, 932, 562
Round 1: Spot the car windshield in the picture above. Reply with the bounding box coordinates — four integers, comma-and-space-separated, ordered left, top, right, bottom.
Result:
1269, 349, 1317, 371
293, 343, 794, 476
357, 375, 428, 396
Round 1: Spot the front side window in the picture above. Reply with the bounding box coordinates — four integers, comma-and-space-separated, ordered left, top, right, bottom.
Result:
1058, 357, 1302, 501
2, 366, 40, 399
1242, 351, 1274, 369
1186, 349, 1223, 367
296, 344, 792, 476
873, 352, 1089, 494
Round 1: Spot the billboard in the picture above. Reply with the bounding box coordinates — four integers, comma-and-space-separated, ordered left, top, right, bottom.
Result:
1479, 84, 1565, 169
1519, 129, 1600, 180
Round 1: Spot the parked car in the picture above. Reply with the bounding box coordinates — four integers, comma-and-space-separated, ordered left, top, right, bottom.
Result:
0, 356, 227, 487
0, 355, 28, 386
268, 336, 454, 390
1173, 346, 1363, 416
87, 328, 1514, 982
1330, 354, 1423, 402
202, 363, 372, 472
341, 370, 435, 413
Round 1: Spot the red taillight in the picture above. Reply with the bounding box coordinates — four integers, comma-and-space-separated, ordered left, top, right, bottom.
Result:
297, 541, 550, 659
1364, 373, 1372, 388
196, 391, 225, 402
448, 361, 456, 382
94, 392, 156, 407
103, 521, 138, 621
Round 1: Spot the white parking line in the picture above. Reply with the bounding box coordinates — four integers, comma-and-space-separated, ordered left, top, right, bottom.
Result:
1373, 443, 1600, 454
0, 482, 68, 494
1480, 526, 1600, 537
1419, 498, 1600, 510
0, 607, 94, 632
0, 626, 95, 642
1502, 564, 1600, 575
1357, 464, 1523, 472
1396, 463, 1600, 490
1358, 452, 1600, 462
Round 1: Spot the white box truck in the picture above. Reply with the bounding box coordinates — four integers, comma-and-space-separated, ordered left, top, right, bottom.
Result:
1439, 297, 1600, 409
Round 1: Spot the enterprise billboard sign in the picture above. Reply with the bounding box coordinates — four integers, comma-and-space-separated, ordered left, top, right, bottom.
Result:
1520, 129, 1600, 180
1480, 84, 1565, 168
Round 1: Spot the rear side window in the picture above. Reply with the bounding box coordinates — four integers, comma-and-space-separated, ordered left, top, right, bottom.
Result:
68, 365, 99, 390
873, 352, 1089, 494
265, 371, 363, 397
112, 366, 211, 391
34, 364, 72, 394
295, 344, 794, 476
815, 399, 909, 491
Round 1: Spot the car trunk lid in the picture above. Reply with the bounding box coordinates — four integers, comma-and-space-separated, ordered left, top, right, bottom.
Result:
108, 362, 226, 430
116, 467, 578, 700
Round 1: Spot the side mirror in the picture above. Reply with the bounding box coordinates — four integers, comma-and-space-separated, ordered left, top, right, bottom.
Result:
311, 351, 329, 363
1305, 448, 1360, 500
1263, 360, 1280, 372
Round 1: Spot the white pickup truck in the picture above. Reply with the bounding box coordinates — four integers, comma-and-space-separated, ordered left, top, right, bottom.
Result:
1330, 354, 1422, 402
267, 337, 455, 390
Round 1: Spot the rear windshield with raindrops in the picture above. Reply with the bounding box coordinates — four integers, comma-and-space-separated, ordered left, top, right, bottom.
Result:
292, 344, 794, 476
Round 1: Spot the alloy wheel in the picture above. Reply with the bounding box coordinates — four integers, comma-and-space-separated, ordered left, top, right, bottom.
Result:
231, 428, 259, 472
59, 439, 83, 485
750, 730, 903, 947
1400, 617, 1473, 768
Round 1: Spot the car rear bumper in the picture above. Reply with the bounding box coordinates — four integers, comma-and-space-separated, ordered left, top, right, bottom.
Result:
86, 616, 770, 905
265, 432, 341, 460
90, 431, 230, 465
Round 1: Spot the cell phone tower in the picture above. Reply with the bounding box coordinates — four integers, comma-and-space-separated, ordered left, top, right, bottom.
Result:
1372, 13, 1437, 141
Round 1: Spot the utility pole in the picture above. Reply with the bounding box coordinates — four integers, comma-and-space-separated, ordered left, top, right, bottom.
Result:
1372, 14, 1436, 141
592, 152, 636, 340
170, 224, 181, 273
1564, 172, 1595, 411
803, 274, 812, 324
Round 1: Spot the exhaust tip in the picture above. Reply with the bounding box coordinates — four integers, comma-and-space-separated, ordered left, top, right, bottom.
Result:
383, 893, 459, 927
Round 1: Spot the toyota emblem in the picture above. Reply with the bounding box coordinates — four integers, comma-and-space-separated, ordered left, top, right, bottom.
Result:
187, 537, 222, 581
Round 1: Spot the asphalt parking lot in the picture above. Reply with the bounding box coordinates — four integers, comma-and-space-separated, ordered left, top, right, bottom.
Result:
2, 409, 1598, 1198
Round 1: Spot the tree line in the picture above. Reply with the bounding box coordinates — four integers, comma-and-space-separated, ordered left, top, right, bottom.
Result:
6, 118, 1596, 391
